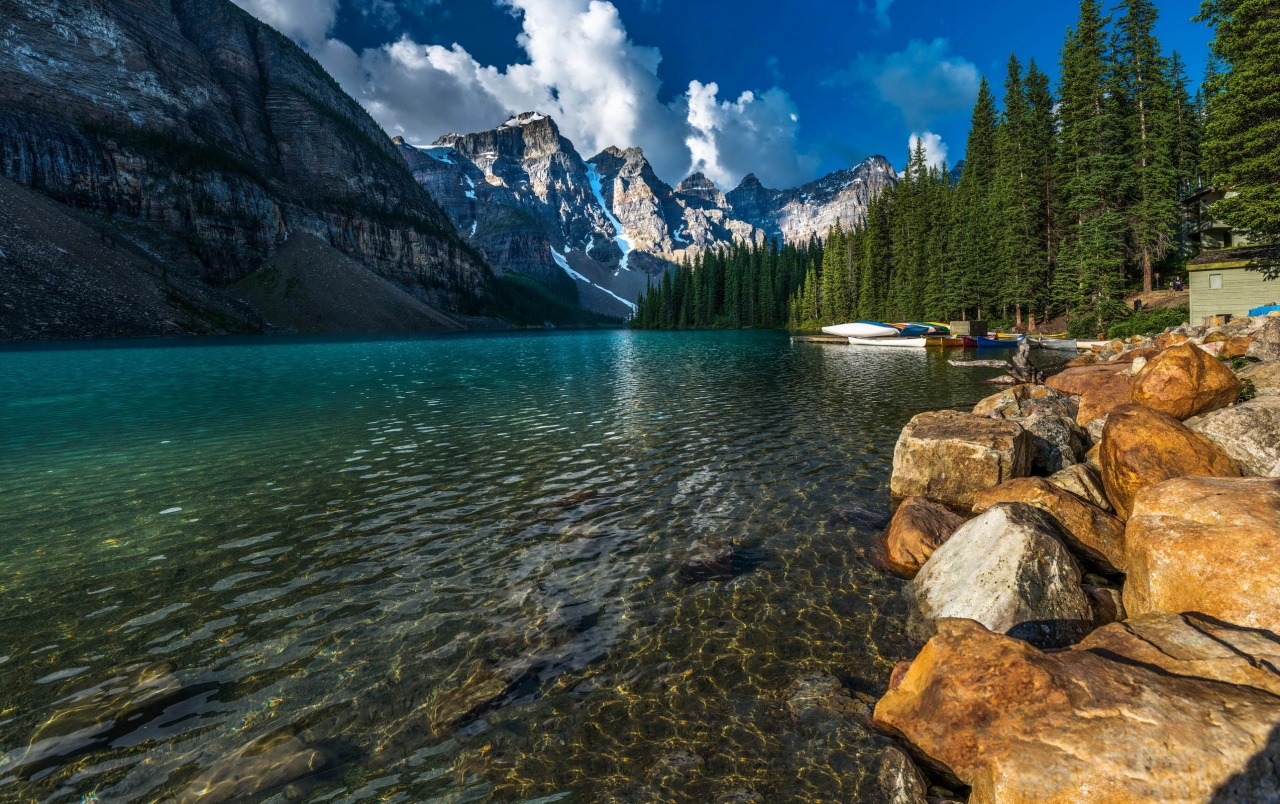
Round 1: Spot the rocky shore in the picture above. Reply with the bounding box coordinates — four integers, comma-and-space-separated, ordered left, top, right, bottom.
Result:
873, 312, 1280, 803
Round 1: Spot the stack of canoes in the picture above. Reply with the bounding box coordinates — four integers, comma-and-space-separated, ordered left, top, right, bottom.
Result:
820, 322, 1039, 349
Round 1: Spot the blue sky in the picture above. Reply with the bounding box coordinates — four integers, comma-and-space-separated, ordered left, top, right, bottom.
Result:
235, 0, 1212, 188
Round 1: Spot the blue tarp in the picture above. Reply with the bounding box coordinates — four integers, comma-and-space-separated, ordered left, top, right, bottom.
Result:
1249, 305, 1280, 317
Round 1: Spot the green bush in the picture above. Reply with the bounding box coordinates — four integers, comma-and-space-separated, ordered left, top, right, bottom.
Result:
1067, 315, 1101, 340
1105, 306, 1190, 340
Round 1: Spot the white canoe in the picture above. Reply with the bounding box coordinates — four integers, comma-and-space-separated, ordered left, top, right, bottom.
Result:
822, 322, 900, 338
1035, 338, 1079, 351
848, 337, 928, 348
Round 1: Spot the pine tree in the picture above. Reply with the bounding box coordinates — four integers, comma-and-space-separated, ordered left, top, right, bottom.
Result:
1114, 0, 1179, 292
954, 78, 999, 320
1196, 0, 1280, 245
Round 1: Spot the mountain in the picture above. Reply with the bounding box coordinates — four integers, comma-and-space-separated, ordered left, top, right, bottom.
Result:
0, 0, 491, 338
397, 114, 897, 317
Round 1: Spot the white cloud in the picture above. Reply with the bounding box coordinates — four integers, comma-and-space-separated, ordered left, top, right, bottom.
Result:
828, 38, 979, 131
909, 132, 948, 170
231, 0, 337, 46
235, 0, 814, 189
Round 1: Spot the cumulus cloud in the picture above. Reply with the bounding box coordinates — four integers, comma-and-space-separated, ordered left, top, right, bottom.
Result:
234, 0, 814, 188
909, 131, 948, 170
827, 38, 979, 131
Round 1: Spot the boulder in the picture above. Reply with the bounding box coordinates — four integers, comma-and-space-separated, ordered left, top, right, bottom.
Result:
1240, 360, 1280, 397
1098, 403, 1241, 519
1113, 347, 1161, 363
1044, 363, 1133, 428
890, 411, 1033, 510
427, 663, 511, 737
1197, 340, 1225, 357
1221, 335, 1254, 359
1130, 343, 1241, 420
875, 746, 929, 804
1124, 476, 1280, 633
883, 497, 968, 576
1187, 396, 1280, 477
1063, 353, 1096, 367
874, 616, 1280, 804
913, 503, 1093, 648
1203, 329, 1230, 344
1084, 442, 1101, 471
972, 477, 1126, 573
1046, 463, 1114, 513
1154, 331, 1189, 349
1021, 413, 1089, 474
1247, 317, 1280, 361
971, 384, 1078, 420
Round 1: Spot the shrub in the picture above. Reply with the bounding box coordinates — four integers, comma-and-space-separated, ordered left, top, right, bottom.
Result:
1106, 306, 1190, 340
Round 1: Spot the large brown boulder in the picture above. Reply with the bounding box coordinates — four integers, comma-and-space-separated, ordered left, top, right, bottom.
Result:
882, 497, 968, 576
890, 411, 1033, 510
1125, 476, 1280, 633
1187, 396, 1280, 477
1045, 363, 1134, 428
1221, 335, 1254, 359
873, 616, 1280, 804
913, 503, 1093, 648
972, 477, 1126, 573
1130, 343, 1241, 420
972, 384, 1078, 420
1154, 331, 1189, 349
1098, 403, 1240, 519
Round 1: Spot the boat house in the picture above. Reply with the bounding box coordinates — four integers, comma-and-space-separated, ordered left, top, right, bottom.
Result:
1188, 245, 1280, 324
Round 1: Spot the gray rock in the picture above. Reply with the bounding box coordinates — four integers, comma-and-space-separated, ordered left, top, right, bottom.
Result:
914, 503, 1093, 648
1248, 318, 1280, 362
1023, 412, 1090, 474
1047, 464, 1114, 513
1086, 414, 1107, 445
784, 672, 871, 725
1187, 397, 1280, 477
876, 746, 929, 804
1240, 361, 1280, 397
1084, 585, 1127, 628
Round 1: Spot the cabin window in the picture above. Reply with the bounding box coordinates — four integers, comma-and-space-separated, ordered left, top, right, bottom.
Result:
1209, 274, 1223, 290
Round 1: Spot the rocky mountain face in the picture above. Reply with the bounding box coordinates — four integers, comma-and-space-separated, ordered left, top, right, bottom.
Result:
0, 0, 491, 337
399, 114, 897, 316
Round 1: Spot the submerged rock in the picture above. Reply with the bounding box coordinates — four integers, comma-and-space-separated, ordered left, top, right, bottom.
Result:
1125, 476, 1280, 633
891, 410, 1033, 510
1131, 343, 1241, 420
427, 662, 512, 738
784, 672, 871, 726
678, 540, 766, 582
913, 503, 1093, 648
1099, 403, 1241, 519
882, 497, 968, 577
5, 661, 184, 777
175, 725, 332, 804
874, 617, 1280, 804
1187, 396, 1280, 477
972, 477, 1126, 573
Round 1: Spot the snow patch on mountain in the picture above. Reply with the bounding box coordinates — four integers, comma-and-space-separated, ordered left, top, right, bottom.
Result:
552, 248, 638, 313
586, 165, 634, 271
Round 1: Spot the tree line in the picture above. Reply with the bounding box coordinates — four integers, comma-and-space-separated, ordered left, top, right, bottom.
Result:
635, 0, 1278, 333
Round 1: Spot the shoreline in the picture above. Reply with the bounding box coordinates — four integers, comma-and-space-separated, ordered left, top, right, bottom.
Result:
865, 311, 1280, 802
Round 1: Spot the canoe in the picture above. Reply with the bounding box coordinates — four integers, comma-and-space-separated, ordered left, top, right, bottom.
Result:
893, 323, 932, 337
848, 337, 928, 348
1034, 337, 1078, 351
925, 336, 966, 348
822, 321, 900, 338
974, 334, 1025, 348
910, 322, 951, 335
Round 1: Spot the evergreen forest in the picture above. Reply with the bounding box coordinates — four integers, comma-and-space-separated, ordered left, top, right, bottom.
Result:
633, 0, 1279, 335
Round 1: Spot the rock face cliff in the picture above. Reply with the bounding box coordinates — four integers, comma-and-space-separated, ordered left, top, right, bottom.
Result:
0, 0, 491, 337
399, 113, 897, 316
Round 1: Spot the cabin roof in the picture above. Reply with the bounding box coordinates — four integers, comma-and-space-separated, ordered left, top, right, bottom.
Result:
1188, 244, 1280, 271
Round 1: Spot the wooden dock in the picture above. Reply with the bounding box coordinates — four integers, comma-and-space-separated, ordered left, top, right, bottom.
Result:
790, 335, 849, 344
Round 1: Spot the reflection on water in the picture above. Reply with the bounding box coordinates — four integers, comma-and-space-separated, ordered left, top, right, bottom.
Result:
0, 331, 1000, 802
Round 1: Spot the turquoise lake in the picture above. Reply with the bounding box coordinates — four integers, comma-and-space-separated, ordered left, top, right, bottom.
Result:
0, 330, 1004, 803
